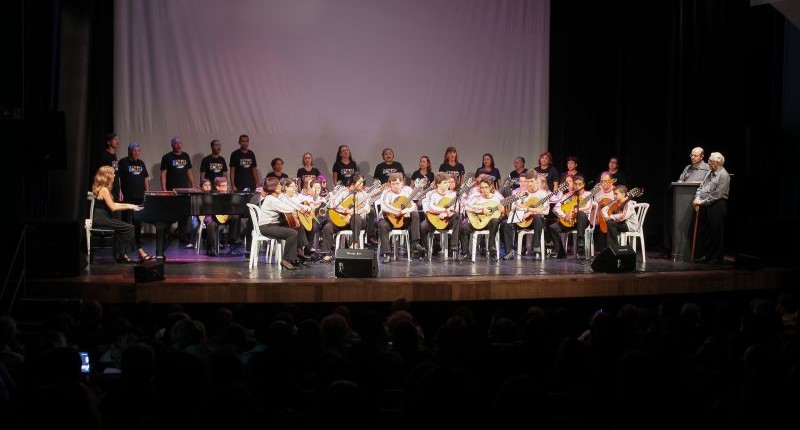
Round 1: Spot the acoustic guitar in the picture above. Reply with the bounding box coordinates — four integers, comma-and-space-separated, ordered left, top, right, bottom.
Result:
295, 202, 314, 232
598, 187, 643, 233
558, 184, 603, 227
383, 179, 429, 228
426, 177, 474, 230
605, 187, 644, 215
467, 192, 527, 230
515, 182, 569, 228
328, 181, 383, 228
281, 212, 301, 229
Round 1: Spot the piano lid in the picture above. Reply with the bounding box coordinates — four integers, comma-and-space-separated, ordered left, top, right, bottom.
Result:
173, 188, 203, 194
145, 191, 176, 196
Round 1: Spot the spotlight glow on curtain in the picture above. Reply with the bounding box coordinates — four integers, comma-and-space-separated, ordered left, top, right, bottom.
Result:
115, 0, 549, 187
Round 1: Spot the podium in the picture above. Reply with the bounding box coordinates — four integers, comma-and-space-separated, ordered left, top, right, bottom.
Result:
670, 182, 699, 261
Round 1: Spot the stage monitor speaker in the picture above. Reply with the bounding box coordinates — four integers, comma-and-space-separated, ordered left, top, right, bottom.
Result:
134, 259, 165, 283
26, 220, 82, 278
591, 244, 636, 273
334, 248, 378, 278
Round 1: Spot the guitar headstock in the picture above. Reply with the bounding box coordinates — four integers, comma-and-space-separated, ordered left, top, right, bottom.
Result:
366, 180, 382, 195
461, 177, 475, 191
627, 187, 644, 198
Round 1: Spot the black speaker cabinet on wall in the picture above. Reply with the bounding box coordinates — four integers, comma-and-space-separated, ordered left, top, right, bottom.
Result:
335, 248, 378, 278
591, 244, 637, 273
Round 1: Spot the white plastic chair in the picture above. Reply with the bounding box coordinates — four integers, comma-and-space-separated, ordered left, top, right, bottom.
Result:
375, 202, 411, 261
427, 229, 453, 261
583, 201, 599, 259
516, 226, 547, 260
85, 192, 115, 265
559, 201, 599, 259
471, 230, 500, 261
620, 202, 649, 263
334, 230, 366, 251
246, 203, 282, 269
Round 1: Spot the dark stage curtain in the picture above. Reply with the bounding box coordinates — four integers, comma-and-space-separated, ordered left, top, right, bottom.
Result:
549, 0, 790, 263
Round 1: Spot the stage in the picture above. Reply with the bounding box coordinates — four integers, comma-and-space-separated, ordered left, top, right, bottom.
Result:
24, 242, 792, 305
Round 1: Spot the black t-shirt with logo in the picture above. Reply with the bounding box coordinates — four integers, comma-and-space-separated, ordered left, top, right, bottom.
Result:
160, 151, 192, 190
296, 167, 321, 186
438, 162, 465, 183
373, 162, 405, 184
508, 168, 528, 189
230, 150, 258, 191
200, 154, 228, 182
411, 169, 435, 185
118, 157, 149, 201
332, 160, 358, 184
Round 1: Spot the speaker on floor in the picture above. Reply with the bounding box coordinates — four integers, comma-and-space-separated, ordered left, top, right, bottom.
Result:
591, 244, 636, 273
334, 248, 378, 278
133, 259, 165, 283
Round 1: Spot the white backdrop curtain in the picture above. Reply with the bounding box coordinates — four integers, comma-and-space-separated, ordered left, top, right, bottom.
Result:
115, 0, 549, 188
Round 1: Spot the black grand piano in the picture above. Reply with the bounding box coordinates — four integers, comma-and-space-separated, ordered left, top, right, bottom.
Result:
135, 189, 256, 258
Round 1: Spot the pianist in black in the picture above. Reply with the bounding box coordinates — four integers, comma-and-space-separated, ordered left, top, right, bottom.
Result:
258, 177, 305, 270
92, 166, 142, 263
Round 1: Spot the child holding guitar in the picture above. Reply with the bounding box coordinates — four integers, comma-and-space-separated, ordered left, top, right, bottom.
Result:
421, 173, 468, 258
500, 172, 552, 259
592, 171, 616, 252
320, 174, 373, 262
460, 177, 505, 261
601, 185, 641, 247
548, 176, 592, 259
377, 173, 428, 263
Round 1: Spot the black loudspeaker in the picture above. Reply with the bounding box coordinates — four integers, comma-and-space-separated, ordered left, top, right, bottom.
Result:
591, 244, 636, 273
334, 248, 378, 278
134, 260, 165, 283
26, 221, 82, 278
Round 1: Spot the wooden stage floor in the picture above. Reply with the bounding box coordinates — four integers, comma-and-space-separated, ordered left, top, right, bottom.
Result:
25, 243, 793, 305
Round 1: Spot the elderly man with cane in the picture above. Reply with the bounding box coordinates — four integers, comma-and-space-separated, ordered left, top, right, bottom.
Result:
692, 152, 730, 264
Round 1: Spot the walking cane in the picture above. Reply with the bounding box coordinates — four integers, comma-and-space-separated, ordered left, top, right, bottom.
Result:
691, 206, 699, 260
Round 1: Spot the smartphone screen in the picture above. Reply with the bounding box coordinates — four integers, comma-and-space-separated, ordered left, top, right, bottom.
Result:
80, 351, 91, 374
